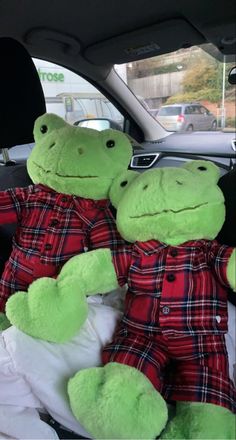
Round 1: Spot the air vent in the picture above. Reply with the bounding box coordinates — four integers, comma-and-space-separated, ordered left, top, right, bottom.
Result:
231, 139, 236, 152
131, 153, 160, 169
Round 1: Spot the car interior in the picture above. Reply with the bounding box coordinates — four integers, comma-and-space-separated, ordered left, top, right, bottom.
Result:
0, 0, 235, 438
0, 37, 46, 275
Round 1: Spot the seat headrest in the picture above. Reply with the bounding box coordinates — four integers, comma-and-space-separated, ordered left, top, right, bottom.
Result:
0, 37, 46, 149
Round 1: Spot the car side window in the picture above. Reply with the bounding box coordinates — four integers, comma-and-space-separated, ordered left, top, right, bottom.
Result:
184, 107, 190, 114
199, 106, 209, 114
33, 58, 124, 129
1, 59, 125, 162
187, 106, 194, 114
192, 105, 201, 114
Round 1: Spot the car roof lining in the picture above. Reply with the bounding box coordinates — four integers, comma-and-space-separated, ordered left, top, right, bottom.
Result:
84, 18, 205, 65
0, 0, 235, 82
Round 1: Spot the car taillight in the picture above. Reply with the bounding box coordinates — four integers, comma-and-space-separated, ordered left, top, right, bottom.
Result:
177, 114, 185, 123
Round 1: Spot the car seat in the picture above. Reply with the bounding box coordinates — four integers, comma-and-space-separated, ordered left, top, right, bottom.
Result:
0, 37, 46, 275
217, 167, 236, 306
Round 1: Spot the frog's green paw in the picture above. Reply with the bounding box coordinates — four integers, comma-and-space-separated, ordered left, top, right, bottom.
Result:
6, 276, 88, 343
68, 362, 168, 439
161, 402, 236, 439
0, 312, 11, 331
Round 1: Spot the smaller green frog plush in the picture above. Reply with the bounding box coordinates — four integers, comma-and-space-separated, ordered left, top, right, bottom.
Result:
6, 160, 236, 439
0, 113, 132, 333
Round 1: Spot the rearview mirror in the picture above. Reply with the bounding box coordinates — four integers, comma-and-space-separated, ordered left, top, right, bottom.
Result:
228, 67, 236, 85
74, 118, 122, 131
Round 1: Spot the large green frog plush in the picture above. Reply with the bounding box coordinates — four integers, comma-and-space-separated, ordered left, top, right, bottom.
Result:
0, 113, 132, 333
6, 160, 236, 439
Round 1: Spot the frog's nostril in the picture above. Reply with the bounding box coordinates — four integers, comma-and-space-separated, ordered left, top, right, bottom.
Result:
49, 142, 56, 149
78, 147, 84, 155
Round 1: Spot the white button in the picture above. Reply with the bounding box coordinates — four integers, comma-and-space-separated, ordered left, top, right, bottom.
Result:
216, 315, 221, 323
162, 306, 170, 315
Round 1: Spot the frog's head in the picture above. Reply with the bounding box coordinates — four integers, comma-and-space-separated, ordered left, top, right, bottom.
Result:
27, 113, 132, 199
110, 161, 225, 245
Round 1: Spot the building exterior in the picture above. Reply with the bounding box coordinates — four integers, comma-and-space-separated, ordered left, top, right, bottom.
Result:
33, 59, 122, 124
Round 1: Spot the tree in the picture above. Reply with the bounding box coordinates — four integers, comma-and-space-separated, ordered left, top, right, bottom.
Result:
167, 54, 224, 103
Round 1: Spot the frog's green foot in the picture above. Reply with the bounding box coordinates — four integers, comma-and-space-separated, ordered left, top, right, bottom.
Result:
68, 362, 168, 439
6, 276, 88, 343
0, 312, 11, 331
161, 402, 236, 439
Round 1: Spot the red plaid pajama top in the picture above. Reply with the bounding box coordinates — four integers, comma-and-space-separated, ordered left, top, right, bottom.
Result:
102, 239, 236, 412
112, 239, 234, 336
0, 183, 124, 311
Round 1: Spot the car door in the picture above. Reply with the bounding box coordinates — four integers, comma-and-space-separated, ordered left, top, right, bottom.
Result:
190, 105, 202, 130
199, 106, 211, 130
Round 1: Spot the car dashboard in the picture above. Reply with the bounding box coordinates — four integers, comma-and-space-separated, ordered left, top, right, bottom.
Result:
131, 130, 236, 175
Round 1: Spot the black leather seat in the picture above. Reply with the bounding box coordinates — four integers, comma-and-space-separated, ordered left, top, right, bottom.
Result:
217, 167, 236, 306
0, 37, 46, 275
217, 168, 236, 247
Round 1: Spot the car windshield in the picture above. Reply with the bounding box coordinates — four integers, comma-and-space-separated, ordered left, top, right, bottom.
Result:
115, 44, 236, 132
158, 107, 182, 116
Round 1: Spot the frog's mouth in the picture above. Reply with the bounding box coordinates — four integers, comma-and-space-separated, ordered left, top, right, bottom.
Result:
130, 202, 208, 218
32, 162, 98, 179
56, 173, 98, 178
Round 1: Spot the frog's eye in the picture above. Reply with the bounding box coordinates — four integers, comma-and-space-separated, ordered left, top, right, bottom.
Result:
40, 125, 48, 134
183, 160, 220, 184
106, 139, 115, 148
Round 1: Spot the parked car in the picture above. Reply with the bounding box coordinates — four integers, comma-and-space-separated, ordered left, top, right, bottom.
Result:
156, 103, 217, 132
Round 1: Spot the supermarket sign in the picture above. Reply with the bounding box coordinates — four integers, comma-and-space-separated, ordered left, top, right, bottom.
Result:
37, 68, 64, 82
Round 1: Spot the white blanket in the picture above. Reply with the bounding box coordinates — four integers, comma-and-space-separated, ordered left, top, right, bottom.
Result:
0, 291, 124, 439
0, 296, 235, 440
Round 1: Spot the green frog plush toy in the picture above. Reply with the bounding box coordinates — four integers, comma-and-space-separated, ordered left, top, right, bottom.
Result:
6, 160, 236, 439
0, 113, 132, 334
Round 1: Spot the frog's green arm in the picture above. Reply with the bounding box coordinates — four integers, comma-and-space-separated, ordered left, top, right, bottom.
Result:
5, 249, 119, 342
58, 248, 119, 295
227, 249, 236, 292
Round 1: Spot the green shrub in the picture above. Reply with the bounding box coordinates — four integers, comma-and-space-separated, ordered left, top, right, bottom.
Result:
225, 117, 236, 129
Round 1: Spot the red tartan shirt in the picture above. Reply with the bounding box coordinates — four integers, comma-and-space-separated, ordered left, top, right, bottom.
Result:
112, 239, 234, 336
0, 183, 123, 280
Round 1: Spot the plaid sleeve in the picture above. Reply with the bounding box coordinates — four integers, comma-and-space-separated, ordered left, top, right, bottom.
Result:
111, 245, 132, 287
0, 187, 28, 224
88, 209, 125, 251
207, 240, 235, 287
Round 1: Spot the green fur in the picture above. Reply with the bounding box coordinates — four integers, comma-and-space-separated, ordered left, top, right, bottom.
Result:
109, 169, 139, 208
59, 248, 119, 295
68, 362, 168, 439
6, 249, 118, 342
27, 113, 132, 199
6, 276, 88, 343
227, 250, 236, 291
161, 402, 236, 439
116, 160, 225, 244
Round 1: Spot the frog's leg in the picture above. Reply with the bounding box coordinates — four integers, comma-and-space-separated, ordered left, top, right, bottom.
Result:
161, 402, 236, 439
68, 362, 168, 439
